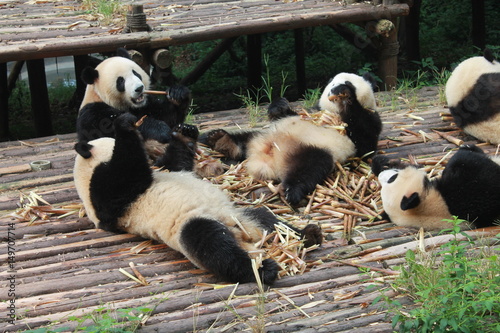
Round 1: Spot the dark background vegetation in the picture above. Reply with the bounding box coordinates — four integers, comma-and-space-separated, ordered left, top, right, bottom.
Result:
5, 0, 500, 140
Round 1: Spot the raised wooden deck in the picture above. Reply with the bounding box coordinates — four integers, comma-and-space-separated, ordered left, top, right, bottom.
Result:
1, 87, 499, 332
0, 0, 409, 62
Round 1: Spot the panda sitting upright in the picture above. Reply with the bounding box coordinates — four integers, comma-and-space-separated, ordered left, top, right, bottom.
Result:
202, 72, 382, 205
77, 48, 191, 164
372, 145, 500, 230
73, 113, 323, 284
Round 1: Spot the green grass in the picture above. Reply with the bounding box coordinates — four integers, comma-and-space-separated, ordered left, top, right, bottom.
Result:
378, 217, 500, 333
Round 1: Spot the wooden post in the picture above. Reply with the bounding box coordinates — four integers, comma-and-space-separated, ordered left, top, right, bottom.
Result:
378, 0, 399, 90
294, 29, 306, 99
471, 0, 485, 51
0, 63, 9, 140
247, 34, 262, 92
26, 59, 53, 137
377, 22, 398, 90
73, 55, 89, 109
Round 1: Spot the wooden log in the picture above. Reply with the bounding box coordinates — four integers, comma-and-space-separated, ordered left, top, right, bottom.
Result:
0, 62, 8, 140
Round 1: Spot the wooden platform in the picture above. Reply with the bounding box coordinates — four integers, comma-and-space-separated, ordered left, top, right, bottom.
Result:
1, 87, 499, 332
0, 0, 409, 62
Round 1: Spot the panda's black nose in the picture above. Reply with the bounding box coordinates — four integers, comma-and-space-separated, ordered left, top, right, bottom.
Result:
135, 85, 144, 93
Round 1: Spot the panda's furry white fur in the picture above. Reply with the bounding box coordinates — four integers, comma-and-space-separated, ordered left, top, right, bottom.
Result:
372, 145, 500, 230
73, 113, 322, 284
445, 49, 500, 144
318, 72, 377, 113
77, 48, 191, 150
202, 73, 382, 205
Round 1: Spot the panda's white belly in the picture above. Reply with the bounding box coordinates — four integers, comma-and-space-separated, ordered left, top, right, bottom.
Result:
246, 116, 355, 180
120, 171, 236, 251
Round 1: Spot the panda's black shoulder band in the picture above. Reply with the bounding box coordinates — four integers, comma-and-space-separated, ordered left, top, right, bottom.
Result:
74, 141, 93, 159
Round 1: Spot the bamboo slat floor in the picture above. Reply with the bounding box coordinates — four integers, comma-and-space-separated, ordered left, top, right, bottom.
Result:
1, 86, 499, 332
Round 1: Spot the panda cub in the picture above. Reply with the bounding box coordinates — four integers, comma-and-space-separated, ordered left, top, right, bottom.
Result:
73, 113, 322, 284
203, 73, 382, 205
77, 48, 191, 164
445, 49, 500, 144
372, 145, 500, 230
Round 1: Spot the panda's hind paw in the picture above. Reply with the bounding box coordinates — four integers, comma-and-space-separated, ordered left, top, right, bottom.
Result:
259, 258, 280, 285
204, 129, 229, 148
301, 224, 323, 248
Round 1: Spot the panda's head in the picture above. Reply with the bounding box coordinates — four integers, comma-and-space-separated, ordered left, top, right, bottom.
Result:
80, 50, 150, 111
372, 155, 427, 211
73, 137, 116, 224
445, 50, 500, 108
318, 72, 377, 113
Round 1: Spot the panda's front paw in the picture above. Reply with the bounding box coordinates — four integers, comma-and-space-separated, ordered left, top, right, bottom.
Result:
114, 113, 138, 131
167, 85, 191, 105
173, 123, 199, 140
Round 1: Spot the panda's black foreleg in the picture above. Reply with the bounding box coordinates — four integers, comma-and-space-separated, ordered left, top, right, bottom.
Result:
154, 124, 199, 171
242, 207, 323, 247
281, 146, 333, 206
200, 129, 258, 162
333, 83, 382, 158
181, 217, 280, 284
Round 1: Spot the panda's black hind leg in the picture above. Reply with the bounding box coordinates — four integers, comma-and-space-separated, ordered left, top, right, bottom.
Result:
243, 207, 323, 247
280, 146, 334, 206
181, 217, 279, 284
154, 124, 199, 171
201, 129, 256, 161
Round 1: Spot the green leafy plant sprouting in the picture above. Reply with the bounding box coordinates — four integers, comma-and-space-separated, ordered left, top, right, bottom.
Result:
301, 88, 321, 109
386, 217, 500, 333
24, 305, 154, 333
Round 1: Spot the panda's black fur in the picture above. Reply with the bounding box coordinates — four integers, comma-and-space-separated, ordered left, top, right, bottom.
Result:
77, 48, 191, 146
73, 113, 323, 284
445, 49, 500, 144
372, 145, 500, 230
202, 73, 382, 206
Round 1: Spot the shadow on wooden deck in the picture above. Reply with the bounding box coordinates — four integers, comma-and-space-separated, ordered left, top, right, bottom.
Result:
1, 87, 498, 332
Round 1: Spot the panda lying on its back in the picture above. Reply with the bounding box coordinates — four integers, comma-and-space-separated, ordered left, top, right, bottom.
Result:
202, 73, 382, 206
73, 113, 322, 284
77, 48, 191, 160
445, 49, 500, 144
372, 145, 500, 230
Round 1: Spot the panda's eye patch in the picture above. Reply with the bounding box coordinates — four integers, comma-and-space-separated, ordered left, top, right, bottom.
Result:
387, 173, 398, 183
116, 76, 125, 92
132, 70, 142, 81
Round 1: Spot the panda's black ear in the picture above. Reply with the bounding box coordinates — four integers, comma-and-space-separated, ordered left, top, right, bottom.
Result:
81, 67, 99, 85
484, 48, 496, 63
400, 192, 420, 211
116, 47, 132, 60
74, 142, 93, 159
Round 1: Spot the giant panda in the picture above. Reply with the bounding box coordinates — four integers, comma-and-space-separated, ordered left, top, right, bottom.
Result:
445, 49, 500, 145
372, 145, 500, 230
73, 113, 323, 284
202, 73, 382, 205
77, 48, 191, 153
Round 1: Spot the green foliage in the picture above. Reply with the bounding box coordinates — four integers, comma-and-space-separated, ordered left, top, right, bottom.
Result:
388, 217, 500, 332
24, 306, 153, 333
80, 0, 125, 24
301, 88, 321, 109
